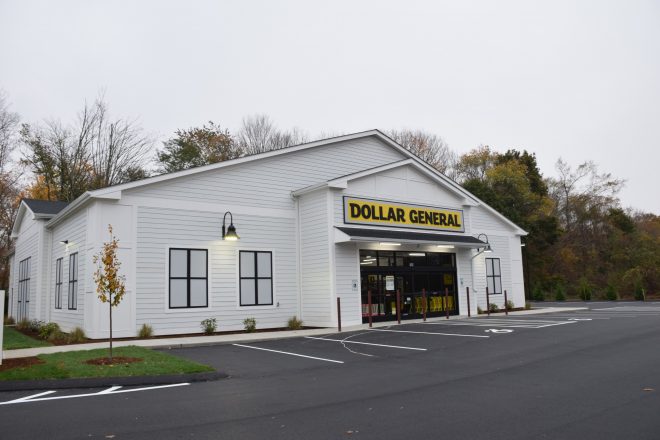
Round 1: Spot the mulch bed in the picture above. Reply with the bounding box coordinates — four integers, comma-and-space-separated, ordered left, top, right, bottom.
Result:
0, 357, 45, 372
85, 357, 143, 366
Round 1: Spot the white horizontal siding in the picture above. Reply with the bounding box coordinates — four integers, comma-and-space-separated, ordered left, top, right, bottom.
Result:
49, 209, 87, 332
135, 206, 298, 335
10, 212, 40, 321
334, 242, 361, 326
299, 190, 332, 326
126, 137, 405, 209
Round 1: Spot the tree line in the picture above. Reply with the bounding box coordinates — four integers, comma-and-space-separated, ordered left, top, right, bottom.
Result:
0, 92, 658, 299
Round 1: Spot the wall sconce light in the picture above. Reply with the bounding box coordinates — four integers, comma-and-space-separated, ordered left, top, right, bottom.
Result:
471, 233, 493, 259
60, 240, 69, 245
222, 211, 239, 241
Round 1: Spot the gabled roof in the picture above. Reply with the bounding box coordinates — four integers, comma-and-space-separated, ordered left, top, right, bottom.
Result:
11, 198, 70, 238
41, 129, 527, 235
22, 199, 69, 216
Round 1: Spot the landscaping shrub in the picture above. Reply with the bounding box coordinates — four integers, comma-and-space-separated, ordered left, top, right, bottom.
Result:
67, 327, 87, 343
605, 285, 618, 301
48, 330, 67, 343
488, 303, 499, 313
525, 302, 532, 310
39, 322, 61, 340
554, 285, 566, 301
477, 306, 484, 315
287, 316, 303, 330
505, 300, 515, 311
243, 317, 257, 333
634, 284, 646, 301
200, 318, 217, 335
15, 318, 31, 331
532, 286, 545, 301
577, 277, 592, 301
138, 323, 154, 338
29, 319, 45, 333
4, 315, 15, 325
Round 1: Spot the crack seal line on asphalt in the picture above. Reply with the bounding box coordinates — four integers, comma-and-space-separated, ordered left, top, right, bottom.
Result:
0, 383, 191, 406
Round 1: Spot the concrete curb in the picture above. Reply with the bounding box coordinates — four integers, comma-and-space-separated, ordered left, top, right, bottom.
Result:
0, 370, 226, 392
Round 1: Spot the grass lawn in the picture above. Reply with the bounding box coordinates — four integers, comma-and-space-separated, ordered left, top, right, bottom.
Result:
3, 326, 52, 350
0, 346, 214, 381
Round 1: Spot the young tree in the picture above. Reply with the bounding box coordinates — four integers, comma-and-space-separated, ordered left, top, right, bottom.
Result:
93, 225, 126, 362
157, 121, 241, 173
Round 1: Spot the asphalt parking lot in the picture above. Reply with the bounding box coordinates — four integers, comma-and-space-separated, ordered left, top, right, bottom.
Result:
1, 302, 659, 440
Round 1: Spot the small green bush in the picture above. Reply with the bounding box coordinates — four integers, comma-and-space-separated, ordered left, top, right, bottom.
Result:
39, 322, 61, 340
138, 323, 154, 338
634, 284, 646, 301
67, 327, 87, 343
488, 303, 499, 313
200, 318, 217, 335
577, 277, 592, 301
287, 316, 303, 330
505, 300, 515, 311
525, 302, 532, 310
29, 319, 45, 333
532, 286, 545, 301
15, 318, 31, 331
554, 285, 566, 301
605, 285, 618, 301
48, 330, 67, 343
477, 306, 484, 315
243, 317, 257, 333
4, 315, 15, 325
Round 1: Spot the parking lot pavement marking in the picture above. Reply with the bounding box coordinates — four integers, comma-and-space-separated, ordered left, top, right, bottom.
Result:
367, 328, 490, 338
422, 319, 576, 329
0, 383, 190, 406
232, 343, 345, 364
304, 336, 427, 351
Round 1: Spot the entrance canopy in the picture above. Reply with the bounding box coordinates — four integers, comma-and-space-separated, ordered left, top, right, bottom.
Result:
334, 227, 487, 248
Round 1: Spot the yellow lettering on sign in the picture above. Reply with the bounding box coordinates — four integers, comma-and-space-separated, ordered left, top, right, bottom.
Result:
344, 197, 464, 232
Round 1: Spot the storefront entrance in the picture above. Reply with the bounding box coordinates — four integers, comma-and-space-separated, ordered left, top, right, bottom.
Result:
360, 250, 458, 323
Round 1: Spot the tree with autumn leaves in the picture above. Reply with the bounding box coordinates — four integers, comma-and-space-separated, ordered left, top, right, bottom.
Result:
93, 225, 126, 361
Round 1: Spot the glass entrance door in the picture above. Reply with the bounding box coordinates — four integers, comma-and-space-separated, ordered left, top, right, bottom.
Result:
360, 250, 458, 323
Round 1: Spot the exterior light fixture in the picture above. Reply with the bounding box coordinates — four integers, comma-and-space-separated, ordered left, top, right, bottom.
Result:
222, 211, 239, 241
477, 233, 493, 253
60, 240, 69, 245
408, 252, 426, 257
379, 242, 401, 246
436, 245, 455, 249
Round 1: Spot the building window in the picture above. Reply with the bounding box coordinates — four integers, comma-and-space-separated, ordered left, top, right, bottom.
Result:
486, 257, 502, 295
68, 252, 78, 310
169, 249, 208, 308
239, 251, 273, 306
17, 257, 31, 320
54, 257, 63, 309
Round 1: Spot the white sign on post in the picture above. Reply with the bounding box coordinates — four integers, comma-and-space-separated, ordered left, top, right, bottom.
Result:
385, 276, 394, 291
0, 290, 5, 365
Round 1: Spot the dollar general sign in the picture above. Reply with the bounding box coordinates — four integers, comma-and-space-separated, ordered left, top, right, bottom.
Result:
343, 197, 464, 232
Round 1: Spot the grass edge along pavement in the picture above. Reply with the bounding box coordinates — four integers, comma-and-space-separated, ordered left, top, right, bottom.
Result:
0, 345, 214, 382
3, 326, 52, 350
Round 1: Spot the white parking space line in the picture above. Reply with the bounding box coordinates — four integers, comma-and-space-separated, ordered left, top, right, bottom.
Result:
368, 328, 490, 338
0, 383, 190, 406
422, 319, 576, 329
233, 343, 345, 364
304, 336, 427, 351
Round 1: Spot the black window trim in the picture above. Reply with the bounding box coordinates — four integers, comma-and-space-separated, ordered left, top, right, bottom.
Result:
239, 250, 274, 307
485, 257, 502, 295
168, 248, 209, 309
18, 257, 31, 312
68, 252, 78, 310
54, 257, 63, 309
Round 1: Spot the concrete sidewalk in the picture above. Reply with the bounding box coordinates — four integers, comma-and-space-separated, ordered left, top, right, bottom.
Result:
3, 306, 587, 359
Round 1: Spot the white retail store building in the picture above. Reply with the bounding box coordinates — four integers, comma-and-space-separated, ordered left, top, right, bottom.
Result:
7, 130, 526, 338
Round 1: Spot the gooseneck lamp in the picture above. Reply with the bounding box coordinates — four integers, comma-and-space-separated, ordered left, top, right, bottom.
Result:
222, 211, 239, 241
471, 233, 493, 259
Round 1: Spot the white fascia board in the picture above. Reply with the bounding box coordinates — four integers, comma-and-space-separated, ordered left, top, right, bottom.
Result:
45, 192, 91, 229
91, 130, 387, 198
10, 203, 28, 238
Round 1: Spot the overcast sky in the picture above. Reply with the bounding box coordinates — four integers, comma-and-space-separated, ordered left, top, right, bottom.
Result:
1, 0, 658, 213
